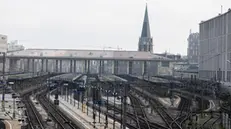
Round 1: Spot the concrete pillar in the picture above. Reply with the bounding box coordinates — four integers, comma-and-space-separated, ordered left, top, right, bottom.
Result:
55, 60, 58, 73
27, 59, 30, 72
32, 59, 35, 73
70, 60, 73, 73
128, 61, 132, 74
99, 60, 104, 75
41, 59, 44, 72
19, 59, 23, 72
9, 59, 15, 73
102, 60, 104, 74
87, 60, 90, 74
142, 61, 147, 75
46, 59, 48, 72
84, 60, 87, 73
60, 60, 62, 73
73, 60, 76, 73
113, 60, 118, 75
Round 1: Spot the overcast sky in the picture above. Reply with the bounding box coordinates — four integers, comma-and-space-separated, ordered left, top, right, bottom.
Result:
0, 0, 230, 55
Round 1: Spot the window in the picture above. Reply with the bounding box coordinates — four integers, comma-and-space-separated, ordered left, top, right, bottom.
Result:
161, 61, 169, 67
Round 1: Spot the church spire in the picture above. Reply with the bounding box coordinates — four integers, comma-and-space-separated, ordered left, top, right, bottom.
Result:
141, 4, 151, 37
138, 4, 153, 53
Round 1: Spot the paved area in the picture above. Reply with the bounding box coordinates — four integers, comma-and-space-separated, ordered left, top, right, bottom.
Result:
50, 95, 122, 129
4, 120, 21, 129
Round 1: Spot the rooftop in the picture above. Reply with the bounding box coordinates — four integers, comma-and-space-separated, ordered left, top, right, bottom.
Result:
200, 8, 231, 24
7, 49, 171, 61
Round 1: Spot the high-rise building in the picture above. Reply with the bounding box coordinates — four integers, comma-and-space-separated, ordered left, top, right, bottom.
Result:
199, 9, 231, 81
138, 4, 153, 53
187, 32, 199, 64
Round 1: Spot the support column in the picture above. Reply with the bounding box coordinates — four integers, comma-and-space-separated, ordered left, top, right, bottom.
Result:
60, 60, 62, 73
84, 60, 87, 73
74, 60, 76, 73
128, 61, 132, 75
113, 60, 118, 75
142, 61, 147, 75
46, 59, 48, 72
32, 59, 35, 73
87, 60, 90, 74
99, 60, 102, 75
41, 59, 44, 72
9, 59, 15, 73
70, 60, 73, 73
27, 59, 30, 72
55, 60, 58, 73
102, 60, 104, 74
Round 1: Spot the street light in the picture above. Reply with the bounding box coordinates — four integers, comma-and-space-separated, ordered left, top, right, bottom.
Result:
113, 90, 117, 129
105, 89, 110, 128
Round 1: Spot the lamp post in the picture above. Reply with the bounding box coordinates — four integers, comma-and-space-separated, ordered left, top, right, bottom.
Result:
113, 90, 117, 129
105, 89, 109, 128
86, 85, 89, 115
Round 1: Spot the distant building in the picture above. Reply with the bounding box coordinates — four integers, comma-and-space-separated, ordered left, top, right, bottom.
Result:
7, 40, 25, 52
138, 4, 153, 53
187, 32, 199, 64
0, 34, 7, 53
155, 52, 182, 61
199, 9, 231, 81
173, 63, 198, 79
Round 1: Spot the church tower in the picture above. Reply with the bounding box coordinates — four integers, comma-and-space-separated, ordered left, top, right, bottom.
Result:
138, 4, 153, 53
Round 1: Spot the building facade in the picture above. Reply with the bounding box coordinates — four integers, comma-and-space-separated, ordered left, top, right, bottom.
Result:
155, 52, 182, 61
7, 40, 25, 52
187, 32, 199, 64
138, 4, 153, 53
199, 9, 231, 81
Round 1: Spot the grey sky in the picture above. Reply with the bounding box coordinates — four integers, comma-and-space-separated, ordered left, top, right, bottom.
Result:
0, 0, 230, 55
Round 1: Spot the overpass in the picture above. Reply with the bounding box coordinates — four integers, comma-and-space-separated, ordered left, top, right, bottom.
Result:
1, 49, 173, 76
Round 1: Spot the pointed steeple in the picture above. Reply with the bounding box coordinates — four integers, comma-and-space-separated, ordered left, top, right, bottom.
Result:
138, 4, 153, 53
141, 4, 151, 37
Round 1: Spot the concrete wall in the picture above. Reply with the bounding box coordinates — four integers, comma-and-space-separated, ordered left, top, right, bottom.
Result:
199, 10, 231, 81
157, 61, 174, 76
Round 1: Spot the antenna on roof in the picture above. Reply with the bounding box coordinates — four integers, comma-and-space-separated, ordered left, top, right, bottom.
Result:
221, 5, 223, 14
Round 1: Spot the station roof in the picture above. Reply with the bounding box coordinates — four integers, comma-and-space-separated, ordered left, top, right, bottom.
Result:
7, 49, 171, 61
7, 72, 48, 80
49, 73, 82, 82
98, 75, 127, 82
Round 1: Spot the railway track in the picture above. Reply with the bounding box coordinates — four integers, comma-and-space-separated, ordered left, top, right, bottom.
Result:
128, 92, 151, 129
173, 97, 191, 126
150, 99, 182, 129
37, 91, 80, 129
23, 94, 45, 129
210, 114, 220, 129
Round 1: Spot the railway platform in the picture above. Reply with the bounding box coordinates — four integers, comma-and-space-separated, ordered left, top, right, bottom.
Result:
0, 94, 23, 129
50, 95, 122, 129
